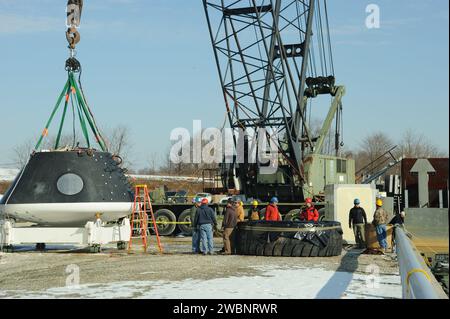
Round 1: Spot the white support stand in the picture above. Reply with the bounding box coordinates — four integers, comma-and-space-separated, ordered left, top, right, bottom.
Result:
0, 218, 131, 253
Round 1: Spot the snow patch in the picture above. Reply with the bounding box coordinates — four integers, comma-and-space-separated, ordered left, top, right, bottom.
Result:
0, 168, 19, 182
0, 267, 401, 299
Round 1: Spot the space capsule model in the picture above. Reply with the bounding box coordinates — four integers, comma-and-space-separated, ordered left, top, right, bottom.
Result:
0, 149, 134, 227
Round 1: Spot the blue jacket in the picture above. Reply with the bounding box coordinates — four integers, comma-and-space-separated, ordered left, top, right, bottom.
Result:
194, 205, 217, 226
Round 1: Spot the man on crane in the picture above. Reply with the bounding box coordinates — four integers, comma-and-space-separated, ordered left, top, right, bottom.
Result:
300, 198, 320, 223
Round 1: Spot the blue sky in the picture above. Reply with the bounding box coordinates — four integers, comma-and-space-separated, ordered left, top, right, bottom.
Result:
0, 0, 448, 169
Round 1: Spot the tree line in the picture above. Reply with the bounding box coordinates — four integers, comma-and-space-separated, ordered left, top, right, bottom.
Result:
11, 126, 447, 178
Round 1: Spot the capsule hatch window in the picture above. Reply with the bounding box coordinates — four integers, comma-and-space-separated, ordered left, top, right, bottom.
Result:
56, 173, 84, 196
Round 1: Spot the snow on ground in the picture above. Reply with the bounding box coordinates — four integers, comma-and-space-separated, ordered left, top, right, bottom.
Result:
0, 168, 19, 182
0, 266, 401, 299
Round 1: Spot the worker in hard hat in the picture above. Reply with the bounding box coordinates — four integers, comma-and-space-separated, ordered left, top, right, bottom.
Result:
265, 197, 282, 221
222, 199, 238, 255
236, 200, 245, 223
218, 198, 234, 254
249, 200, 260, 221
372, 198, 389, 253
190, 197, 202, 254
389, 211, 406, 253
300, 198, 319, 223
389, 211, 405, 226
349, 198, 368, 249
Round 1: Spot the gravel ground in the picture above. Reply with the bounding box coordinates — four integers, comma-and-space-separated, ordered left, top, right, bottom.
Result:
0, 236, 400, 298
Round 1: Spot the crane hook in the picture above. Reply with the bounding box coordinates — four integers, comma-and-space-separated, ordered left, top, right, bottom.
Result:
66, 27, 80, 50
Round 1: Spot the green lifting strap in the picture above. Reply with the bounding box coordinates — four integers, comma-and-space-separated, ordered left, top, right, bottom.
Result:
35, 71, 108, 152
69, 73, 107, 151
74, 86, 91, 149
35, 80, 70, 150
55, 85, 72, 149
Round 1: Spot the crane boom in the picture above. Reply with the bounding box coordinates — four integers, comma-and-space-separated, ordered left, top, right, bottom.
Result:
203, 0, 349, 202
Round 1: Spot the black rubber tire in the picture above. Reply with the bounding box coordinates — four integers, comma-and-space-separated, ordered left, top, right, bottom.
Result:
301, 243, 314, 257
235, 220, 343, 258
235, 229, 249, 255
247, 241, 259, 256
263, 242, 277, 256
153, 209, 177, 236
284, 209, 302, 222
178, 209, 193, 236
1, 245, 14, 253
117, 241, 127, 250
318, 245, 328, 257
89, 245, 101, 254
272, 238, 287, 257
255, 243, 265, 256
292, 243, 305, 257
318, 208, 326, 222
281, 241, 297, 257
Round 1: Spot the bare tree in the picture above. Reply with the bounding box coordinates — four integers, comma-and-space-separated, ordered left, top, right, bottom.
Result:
142, 152, 162, 175
360, 132, 394, 162
13, 139, 34, 168
106, 126, 131, 156
399, 129, 445, 158
12, 126, 135, 169
104, 126, 134, 168
350, 132, 396, 178
13, 135, 75, 168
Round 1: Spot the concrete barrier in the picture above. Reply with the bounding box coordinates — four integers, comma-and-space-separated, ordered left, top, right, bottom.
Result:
404, 208, 449, 257
405, 208, 449, 239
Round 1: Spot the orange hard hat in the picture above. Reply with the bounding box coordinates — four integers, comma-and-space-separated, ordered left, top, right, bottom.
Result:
201, 198, 209, 205
305, 198, 313, 204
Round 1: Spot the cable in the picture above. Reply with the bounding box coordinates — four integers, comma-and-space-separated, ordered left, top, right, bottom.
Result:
317, 0, 328, 76
77, 65, 109, 151
70, 85, 77, 148
314, 7, 325, 75
323, 0, 335, 75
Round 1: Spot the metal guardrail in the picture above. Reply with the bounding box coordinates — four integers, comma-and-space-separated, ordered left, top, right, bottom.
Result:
395, 226, 448, 299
